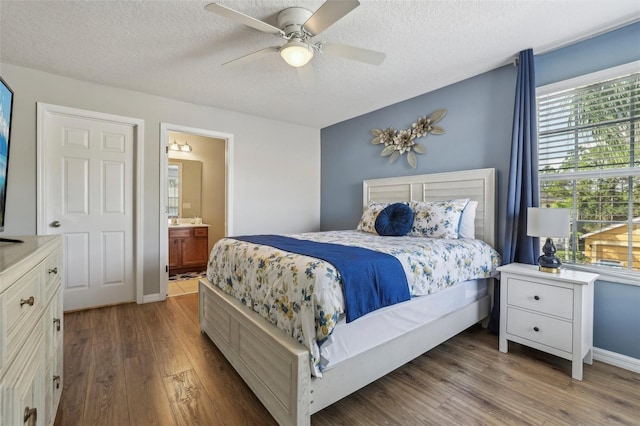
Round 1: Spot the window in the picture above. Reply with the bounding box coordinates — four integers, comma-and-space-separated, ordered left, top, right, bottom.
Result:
536, 62, 639, 278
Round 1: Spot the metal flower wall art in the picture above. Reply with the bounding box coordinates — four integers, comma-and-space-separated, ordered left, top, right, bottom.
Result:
371, 109, 447, 168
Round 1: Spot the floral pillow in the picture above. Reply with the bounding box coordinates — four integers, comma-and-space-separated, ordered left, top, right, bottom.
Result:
409, 199, 469, 239
357, 201, 389, 234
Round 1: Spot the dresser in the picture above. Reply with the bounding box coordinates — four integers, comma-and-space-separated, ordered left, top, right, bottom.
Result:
498, 263, 599, 380
0, 236, 63, 426
168, 226, 209, 275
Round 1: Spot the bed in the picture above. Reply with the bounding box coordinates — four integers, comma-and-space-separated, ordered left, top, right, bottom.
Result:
199, 168, 497, 425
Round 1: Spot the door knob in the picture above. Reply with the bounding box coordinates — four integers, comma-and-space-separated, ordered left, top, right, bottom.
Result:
50, 220, 61, 228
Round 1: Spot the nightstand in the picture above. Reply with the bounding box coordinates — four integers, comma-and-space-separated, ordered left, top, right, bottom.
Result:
497, 263, 599, 380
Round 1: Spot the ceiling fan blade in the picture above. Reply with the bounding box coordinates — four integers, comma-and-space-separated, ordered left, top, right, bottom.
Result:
303, 0, 360, 36
205, 3, 284, 36
321, 43, 385, 65
222, 47, 279, 68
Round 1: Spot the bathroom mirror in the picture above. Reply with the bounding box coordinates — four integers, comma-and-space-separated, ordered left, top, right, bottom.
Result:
168, 159, 202, 218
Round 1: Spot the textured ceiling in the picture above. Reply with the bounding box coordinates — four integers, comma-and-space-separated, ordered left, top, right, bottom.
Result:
1, 1, 638, 128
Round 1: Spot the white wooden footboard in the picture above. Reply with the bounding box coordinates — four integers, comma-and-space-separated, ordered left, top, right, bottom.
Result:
199, 279, 311, 426
200, 278, 490, 425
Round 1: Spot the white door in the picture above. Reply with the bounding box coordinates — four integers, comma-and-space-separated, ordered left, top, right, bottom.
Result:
39, 106, 137, 310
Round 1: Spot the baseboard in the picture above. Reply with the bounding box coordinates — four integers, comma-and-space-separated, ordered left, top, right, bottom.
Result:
142, 293, 162, 303
593, 347, 640, 373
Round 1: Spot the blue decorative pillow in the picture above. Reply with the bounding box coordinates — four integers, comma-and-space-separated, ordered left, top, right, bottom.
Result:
375, 203, 414, 236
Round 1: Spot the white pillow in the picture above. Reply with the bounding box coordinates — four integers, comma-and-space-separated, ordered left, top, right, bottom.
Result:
356, 201, 389, 234
409, 199, 469, 239
459, 200, 478, 239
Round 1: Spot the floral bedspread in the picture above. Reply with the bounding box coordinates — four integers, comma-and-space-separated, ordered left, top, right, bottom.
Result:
206, 230, 501, 377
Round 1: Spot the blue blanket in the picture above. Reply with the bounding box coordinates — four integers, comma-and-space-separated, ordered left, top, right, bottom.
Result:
233, 235, 410, 322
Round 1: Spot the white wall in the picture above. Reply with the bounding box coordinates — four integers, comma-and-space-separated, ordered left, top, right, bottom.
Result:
1, 63, 321, 296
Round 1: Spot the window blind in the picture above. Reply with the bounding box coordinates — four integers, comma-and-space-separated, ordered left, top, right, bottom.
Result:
537, 70, 640, 274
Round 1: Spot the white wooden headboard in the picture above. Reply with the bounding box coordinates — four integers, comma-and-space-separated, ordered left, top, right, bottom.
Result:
363, 168, 496, 247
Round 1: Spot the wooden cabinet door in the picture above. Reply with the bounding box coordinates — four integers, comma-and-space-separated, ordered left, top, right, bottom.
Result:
168, 238, 182, 269
181, 237, 208, 267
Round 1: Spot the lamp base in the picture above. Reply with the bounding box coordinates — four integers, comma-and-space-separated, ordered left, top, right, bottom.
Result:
538, 237, 562, 273
538, 265, 561, 273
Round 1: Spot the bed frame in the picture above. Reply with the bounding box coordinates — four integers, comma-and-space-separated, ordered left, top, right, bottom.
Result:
199, 168, 496, 425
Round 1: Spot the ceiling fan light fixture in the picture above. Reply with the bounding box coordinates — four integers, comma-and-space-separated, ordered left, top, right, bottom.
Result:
280, 39, 314, 67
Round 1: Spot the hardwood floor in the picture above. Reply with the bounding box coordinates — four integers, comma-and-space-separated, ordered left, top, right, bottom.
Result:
57, 294, 640, 425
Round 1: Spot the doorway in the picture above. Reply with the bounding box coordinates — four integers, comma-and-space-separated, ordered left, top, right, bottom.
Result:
159, 123, 233, 300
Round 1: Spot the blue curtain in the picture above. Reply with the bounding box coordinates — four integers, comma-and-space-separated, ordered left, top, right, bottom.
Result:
488, 49, 540, 334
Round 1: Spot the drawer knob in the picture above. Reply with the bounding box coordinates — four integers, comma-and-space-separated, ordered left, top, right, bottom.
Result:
24, 407, 37, 425
533, 326, 540, 332
48, 267, 58, 274
534, 295, 540, 301
53, 375, 61, 389
20, 296, 35, 307
54, 317, 61, 331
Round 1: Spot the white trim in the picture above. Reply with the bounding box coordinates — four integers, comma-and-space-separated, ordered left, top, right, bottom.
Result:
563, 264, 640, 287
136, 113, 145, 304
142, 293, 163, 304
537, 60, 640, 95
593, 347, 640, 374
36, 102, 145, 305
159, 123, 234, 301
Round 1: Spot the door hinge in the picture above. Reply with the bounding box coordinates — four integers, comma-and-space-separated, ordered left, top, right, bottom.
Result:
166, 146, 169, 154
166, 265, 168, 273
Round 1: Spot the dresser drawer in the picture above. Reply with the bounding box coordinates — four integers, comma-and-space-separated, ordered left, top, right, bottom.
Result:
507, 277, 573, 319
45, 288, 64, 356
44, 250, 62, 299
194, 227, 208, 237
169, 228, 191, 238
4, 266, 44, 364
506, 307, 572, 353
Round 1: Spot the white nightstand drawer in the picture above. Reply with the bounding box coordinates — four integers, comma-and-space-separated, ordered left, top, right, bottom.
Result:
507, 278, 573, 319
507, 307, 572, 353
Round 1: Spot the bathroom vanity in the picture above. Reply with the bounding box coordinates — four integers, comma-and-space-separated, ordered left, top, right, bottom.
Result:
168, 224, 209, 275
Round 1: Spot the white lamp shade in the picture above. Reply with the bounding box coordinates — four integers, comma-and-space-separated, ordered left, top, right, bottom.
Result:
527, 207, 570, 237
280, 40, 314, 67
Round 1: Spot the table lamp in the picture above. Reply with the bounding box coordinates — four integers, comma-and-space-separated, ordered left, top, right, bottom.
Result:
527, 207, 570, 273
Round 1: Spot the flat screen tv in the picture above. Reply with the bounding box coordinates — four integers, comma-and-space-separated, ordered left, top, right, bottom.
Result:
0, 76, 21, 243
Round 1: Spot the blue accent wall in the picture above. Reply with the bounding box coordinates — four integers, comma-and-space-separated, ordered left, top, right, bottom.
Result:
321, 65, 517, 254
594, 280, 640, 359
536, 22, 640, 87
321, 22, 640, 360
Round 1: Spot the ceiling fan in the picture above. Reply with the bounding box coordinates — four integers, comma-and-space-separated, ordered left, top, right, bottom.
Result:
205, 0, 385, 68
